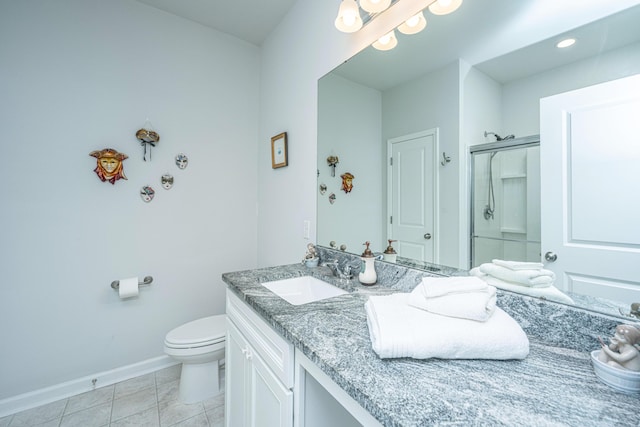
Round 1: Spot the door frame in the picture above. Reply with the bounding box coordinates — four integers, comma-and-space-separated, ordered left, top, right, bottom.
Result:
386, 128, 439, 263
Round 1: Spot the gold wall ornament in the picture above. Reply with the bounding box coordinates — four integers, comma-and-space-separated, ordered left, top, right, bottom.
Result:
340, 172, 354, 193
136, 128, 160, 161
89, 148, 128, 184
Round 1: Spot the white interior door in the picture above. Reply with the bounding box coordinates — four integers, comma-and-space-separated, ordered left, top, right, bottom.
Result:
540, 74, 640, 302
387, 129, 438, 262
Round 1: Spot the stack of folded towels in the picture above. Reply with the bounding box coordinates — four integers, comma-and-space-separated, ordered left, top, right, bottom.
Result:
365, 276, 529, 360
469, 259, 574, 305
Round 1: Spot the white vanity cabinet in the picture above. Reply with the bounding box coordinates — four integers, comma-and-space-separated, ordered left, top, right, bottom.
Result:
225, 291, 294, 427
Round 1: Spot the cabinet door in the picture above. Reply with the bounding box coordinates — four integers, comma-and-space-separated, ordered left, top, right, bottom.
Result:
249, 348, 293, 427
226, 319, 249, 427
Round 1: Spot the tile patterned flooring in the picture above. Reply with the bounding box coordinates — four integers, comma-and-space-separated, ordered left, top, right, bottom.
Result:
0, 365, 225, 427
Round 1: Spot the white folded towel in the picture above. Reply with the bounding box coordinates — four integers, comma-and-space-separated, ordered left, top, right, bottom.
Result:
479, 263, 555, 287
409, 278, 496, 322
419, 275, 489, 298
365, 293, 529, 360
470, 268, 575, 305
492, 259, 544, 271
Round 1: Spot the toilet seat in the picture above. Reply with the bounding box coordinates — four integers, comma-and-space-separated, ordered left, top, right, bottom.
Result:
165, 315, 226, 349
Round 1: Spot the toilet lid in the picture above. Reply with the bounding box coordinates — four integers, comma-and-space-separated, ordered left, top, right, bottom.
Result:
165, 315, 226, 347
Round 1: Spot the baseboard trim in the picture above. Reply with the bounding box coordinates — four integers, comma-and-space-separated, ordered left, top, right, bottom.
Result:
0, 355, 178, 418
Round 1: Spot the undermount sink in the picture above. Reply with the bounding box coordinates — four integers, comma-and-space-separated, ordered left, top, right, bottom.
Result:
260, 276, 348, 305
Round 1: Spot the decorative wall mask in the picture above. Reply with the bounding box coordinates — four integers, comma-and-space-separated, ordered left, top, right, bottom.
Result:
319, 183, 327, 195
136, 128, 160, 161
327, 155, 339, 177
341, 172, 354, 193
89, 148, 128, 184
329, 193, 336, 204
140, 186, 155, 202
175, 153, 189, 169
161, 173, 174, 190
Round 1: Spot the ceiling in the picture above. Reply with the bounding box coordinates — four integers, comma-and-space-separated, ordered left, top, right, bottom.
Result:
332, 1, 640, 90
134, 0, 640, 89
135, 0, 297, 46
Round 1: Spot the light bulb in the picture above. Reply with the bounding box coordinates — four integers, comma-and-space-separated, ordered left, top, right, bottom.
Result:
407, 15, 420, 27
372, 30, 398, 51
359, 0, 392, 14
428, 0, 462, 15
335, 0, 363, 33
556, 38, 576, 48
398, 11, 426, 35
343, 11, 357, 26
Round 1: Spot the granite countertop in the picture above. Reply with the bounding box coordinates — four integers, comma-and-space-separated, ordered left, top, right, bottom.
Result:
222, 263, 640, 427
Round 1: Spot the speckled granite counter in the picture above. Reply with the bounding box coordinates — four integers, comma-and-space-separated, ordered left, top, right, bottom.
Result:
222, 261, 640, 427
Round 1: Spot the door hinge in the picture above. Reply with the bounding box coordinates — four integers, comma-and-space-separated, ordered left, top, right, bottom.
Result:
389, 157, 393, 166
390, 216, 393, 224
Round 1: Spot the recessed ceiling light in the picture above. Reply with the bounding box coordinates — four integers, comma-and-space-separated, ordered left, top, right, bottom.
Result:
556, 38, 576, 49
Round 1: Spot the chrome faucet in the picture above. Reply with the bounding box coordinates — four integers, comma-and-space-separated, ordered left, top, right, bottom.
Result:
322, 259, 355, 280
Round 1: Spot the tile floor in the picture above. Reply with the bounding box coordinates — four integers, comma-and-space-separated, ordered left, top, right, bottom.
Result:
0, 365, 225, 427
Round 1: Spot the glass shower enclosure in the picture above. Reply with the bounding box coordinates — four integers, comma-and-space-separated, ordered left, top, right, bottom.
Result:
469, 136, 541, 268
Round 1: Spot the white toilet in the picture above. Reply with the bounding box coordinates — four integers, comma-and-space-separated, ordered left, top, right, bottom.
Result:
164, 315, 226, 403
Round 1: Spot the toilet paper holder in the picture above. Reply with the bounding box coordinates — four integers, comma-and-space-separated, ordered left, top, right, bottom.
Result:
111, 276, 153, 290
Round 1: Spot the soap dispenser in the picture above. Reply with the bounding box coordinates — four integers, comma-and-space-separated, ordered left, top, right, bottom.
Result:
383, 239, 397, 263
359, 241, 377, 285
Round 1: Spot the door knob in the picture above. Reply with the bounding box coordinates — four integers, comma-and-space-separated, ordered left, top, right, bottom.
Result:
544, 252, 557, 262
424, 233, 432, 240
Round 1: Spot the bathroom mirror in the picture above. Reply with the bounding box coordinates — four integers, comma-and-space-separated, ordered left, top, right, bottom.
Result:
317, 0, 640, 318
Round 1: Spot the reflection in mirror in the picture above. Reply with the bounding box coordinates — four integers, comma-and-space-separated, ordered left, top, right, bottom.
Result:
317, 1, 640, 318
470, 137, 541, 268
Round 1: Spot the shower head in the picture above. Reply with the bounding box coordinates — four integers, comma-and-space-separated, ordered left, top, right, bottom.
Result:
484, 131, 515, 141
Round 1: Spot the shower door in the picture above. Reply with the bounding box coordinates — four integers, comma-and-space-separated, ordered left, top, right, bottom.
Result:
469, 136, 541, 268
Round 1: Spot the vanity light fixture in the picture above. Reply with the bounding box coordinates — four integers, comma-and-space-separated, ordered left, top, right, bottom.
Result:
373, 30, 398, 50
398, 11, 427, 35
337, 0, 463, 51
556, 38, 576, 49
428, 0, 463, 15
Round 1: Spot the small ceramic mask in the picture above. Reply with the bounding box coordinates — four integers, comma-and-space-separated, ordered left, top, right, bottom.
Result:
329, 193, 336, 204
140, 186, 155, 202
175, 153, 189, 169
319, 183, 327, 195
161, 173, 174, 190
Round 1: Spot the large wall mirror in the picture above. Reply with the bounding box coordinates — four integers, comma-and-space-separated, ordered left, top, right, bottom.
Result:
317, 0, 640, 319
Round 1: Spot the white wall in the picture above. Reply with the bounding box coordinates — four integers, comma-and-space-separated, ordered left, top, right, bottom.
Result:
382, 62, 460, 266
0, 0, 259, 402
257, 0, 434, 267
317, 74, 383, 252
503, 42, 640, 136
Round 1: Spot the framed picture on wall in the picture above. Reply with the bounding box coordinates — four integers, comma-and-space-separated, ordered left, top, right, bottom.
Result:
271, 132, 288, 169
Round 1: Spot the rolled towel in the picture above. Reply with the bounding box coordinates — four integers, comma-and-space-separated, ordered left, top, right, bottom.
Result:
479, 263, 555, 287
365, 293, 529, 360
492, 259, 544, 271
409, 281, 497, 322
470, 268, 575, 305
420, 275, 489, 298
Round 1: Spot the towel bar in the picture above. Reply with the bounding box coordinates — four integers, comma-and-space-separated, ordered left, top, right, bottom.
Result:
111, 276, 153, 290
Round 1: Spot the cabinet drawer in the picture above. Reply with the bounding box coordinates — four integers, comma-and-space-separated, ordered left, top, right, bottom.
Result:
226, 290, 294, 388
